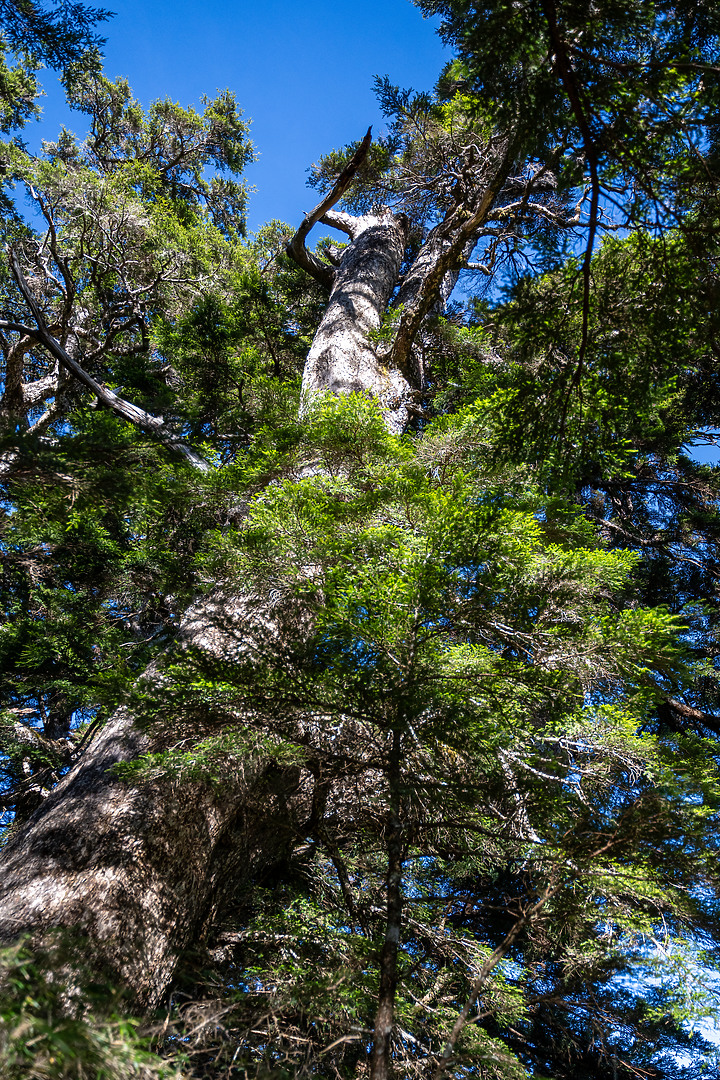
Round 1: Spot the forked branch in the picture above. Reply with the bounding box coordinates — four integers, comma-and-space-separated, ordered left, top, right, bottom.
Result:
388, 131, 520, 374
286, 126, 373, 286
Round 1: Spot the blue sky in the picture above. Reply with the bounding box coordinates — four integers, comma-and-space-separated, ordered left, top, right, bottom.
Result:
31, 0, 448, 232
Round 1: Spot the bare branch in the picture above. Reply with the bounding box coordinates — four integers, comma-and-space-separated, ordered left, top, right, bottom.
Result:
320, 209, 364, 240
287, 127, 373, 287
22, 372, 58, 408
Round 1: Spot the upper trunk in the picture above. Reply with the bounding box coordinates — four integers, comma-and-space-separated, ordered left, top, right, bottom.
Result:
300, 209, 412, 433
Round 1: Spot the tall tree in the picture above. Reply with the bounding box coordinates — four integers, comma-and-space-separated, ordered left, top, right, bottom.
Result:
0, 2, 719, 1078
0, 0, 110, 133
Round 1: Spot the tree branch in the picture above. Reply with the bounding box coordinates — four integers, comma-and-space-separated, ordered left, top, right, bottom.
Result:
540, 0, 601, 433
320, 208, 365, 240
388, 132, 520, 374
666, 697, 720, 736
432, 877, 560, 1078
6, 249, 210, 472
287, 127, 373, 286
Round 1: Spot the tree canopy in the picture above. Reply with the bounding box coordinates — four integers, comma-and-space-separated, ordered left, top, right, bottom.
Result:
0, 2, 719, 1079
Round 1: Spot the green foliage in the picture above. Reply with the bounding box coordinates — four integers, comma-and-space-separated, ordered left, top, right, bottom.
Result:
2, 4, 720, 1078
115, 393, 718, 1078
0, 941, 179, 1079
57, 72, 254, 237
0, 1, 109, 134
417, 0, 720, 207
0, 46, 39, 132
0, 1, 109, 72
0, 66, 278, 828
470, 231, 716, 475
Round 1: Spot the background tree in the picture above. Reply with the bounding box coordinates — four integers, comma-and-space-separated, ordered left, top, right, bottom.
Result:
0, 0, 109, 157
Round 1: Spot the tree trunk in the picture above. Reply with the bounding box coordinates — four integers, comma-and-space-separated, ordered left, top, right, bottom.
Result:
0, 208, 417, 1009
300, 209, 411, 433
0, 589, 311, 1011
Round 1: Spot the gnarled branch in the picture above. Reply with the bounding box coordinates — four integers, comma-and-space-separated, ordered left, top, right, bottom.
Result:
388, 131, 520, 374
6, 249, 210, 472
286, 127, 373, 286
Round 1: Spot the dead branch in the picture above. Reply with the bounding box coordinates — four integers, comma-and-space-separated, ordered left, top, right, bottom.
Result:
286, 127, 373, 286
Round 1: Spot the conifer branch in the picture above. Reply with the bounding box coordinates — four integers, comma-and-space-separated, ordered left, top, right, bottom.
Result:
6, 248, 211, 471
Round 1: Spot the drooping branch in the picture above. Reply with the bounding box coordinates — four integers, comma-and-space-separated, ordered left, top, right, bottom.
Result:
5, 249, 210, 472
286, 126, 373, 287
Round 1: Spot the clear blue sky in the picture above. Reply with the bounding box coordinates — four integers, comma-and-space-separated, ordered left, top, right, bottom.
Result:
32, 0, 448, 233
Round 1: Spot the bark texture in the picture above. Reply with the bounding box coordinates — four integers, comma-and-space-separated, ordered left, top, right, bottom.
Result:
0, 590, 311, 1010
300, 210, 412, 433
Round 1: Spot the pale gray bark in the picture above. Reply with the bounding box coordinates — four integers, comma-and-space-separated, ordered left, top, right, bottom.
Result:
288, 129, 522, 429
300, 209, 412, 433
0, 333, 37, 418
286, 129, 416, 431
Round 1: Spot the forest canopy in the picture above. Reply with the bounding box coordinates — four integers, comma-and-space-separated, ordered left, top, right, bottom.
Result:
0, 2, 719, 1079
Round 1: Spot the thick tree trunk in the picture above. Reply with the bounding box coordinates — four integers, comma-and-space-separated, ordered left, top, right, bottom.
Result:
0, 589, 311, 1011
